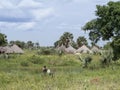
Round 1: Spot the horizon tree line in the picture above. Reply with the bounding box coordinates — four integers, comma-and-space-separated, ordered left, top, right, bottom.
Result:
54, 32, 93, 49
0, 33, 40, 49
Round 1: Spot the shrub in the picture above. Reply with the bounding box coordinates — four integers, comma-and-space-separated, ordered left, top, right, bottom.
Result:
37, 48, 57, 55
78, 55, 92, 68
57, 50, 65, 56
100, 48, 114, 67
20, 61, 30, 67
83, 56, 92, 68
28, 55, 45, 64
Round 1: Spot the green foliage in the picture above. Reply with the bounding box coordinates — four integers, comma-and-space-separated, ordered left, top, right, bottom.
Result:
20, 61, 31, 67
111, 37, 120, 60
83, 56, 92, 68
103, 42, 111, 50
77, 36, 88, 47
78, 55, 92, 68
0, 33, 7, 46
37, 48, 57, 55
9, 40, 40, 49
26, 41, 34, 49
100, 49, 114, 67
54, 32, 73, 48
83, 1, 120, 41
0, 52, 120, 89
83, 1, 120, 60
71, 40, 78, 49
28, 55, 45, 64
57, 50, 64, 56
0, 54, 5, 59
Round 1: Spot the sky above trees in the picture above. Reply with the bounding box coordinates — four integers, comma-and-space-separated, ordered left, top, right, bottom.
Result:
0, 0, 119, 46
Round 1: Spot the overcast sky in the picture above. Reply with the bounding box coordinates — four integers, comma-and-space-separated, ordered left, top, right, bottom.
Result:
0, 0, 119, 46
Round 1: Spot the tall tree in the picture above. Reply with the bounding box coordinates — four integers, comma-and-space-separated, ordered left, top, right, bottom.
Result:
54, 32, 73, 48
0, 33, 7, 46
76, 36, 88, 47
54, 40, 60, 48
35, 42, 40, 48
27, 41, 34, 49
83, 1, 120, 60
71, 40, 77, 49
9, 41, 15, 45
9, 40, 25, 49
60, 32, 73, 47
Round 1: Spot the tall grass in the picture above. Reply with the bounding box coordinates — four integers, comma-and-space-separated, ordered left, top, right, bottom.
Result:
0, 51, 120, 90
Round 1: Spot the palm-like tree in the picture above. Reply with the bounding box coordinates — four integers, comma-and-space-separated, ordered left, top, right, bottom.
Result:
27, 41, 34, 49
35, 42, 40, 48
77, 36, 88, 47
60, 32, 73, 47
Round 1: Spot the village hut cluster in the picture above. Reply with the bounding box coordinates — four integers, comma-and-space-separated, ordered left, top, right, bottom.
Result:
0, 44, 24, 54
57, 45, 100, 54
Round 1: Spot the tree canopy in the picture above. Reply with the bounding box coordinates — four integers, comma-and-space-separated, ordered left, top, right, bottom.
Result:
83, 1, 120, 60
54, 32, 73, 48
77, 36, 88, 47
0, 33, 7, 46
83, 1, 120, 43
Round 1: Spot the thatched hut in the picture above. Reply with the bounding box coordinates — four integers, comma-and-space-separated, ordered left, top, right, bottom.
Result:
76, 45, 92, 54
56, 45, 66, 52
65, 45, 76, 54
91, 46, 100, 54
0, 47, 6, 53
3, 46, 14, 54
11, 44, 24, 54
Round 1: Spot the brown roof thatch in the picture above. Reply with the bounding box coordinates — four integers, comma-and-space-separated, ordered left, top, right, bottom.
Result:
91, 46, 100, 53
11, 44, 24, 54
56, 45, 66, 52
65, 45, 76, 54
3, 46, 14, 54
76, 45, 92, 54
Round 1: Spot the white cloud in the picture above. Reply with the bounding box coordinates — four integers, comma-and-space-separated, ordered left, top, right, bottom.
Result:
0, 0, 43, 9
0, 0, 56, 23
57, 23, 81, 30
0, 22, 36, 31
31, 8, 55, 21
18, 0, 43, 9
0, 0, 15, 9
0, 0, 57, 33
1, 0, 118, 46
0, 22, 17, 29
16, 22, 36, 31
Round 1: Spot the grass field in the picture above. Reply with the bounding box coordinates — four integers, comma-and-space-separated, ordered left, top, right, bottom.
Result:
0, 51, 120, 90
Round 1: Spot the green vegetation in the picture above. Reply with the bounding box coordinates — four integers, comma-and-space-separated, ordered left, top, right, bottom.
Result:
0, 50, 120, 90
0, 1, 120, 90
0, 33, 7, 46
77, 36, 88, 47
54, 32, 89, 49
54, 32, 74, 48
83, 1, 120, 60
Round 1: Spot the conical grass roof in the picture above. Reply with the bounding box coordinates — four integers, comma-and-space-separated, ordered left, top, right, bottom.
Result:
76, 45, 92, 54
11, 44, 24, 54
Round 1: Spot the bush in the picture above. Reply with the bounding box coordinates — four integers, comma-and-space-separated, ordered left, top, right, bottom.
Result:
100, 49, 114, 67
83, 56, 92, 68
77, 55, 92, 68
37, 48, 57, 55
111, 37, 120, 61
28, 55, 45, 64
20, 61, 30, 67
